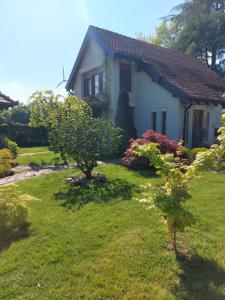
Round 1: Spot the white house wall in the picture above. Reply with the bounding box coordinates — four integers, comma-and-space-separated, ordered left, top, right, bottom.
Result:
132, 71, 182, 141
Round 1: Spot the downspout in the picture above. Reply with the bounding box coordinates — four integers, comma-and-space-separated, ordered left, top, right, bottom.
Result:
183, 101, 193, 145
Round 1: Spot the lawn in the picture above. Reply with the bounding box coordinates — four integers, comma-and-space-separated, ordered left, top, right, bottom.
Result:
16, 147, 62, 166
0, 164, 225, 299
18, 146, 49, 154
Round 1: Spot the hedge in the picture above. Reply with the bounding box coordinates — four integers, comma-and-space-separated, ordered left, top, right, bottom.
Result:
0, 124, 48, 147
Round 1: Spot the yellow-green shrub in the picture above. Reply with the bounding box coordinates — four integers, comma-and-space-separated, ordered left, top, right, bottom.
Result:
0, 188, 30, 242
0, 136, 18, 158
0, 149, 14, 178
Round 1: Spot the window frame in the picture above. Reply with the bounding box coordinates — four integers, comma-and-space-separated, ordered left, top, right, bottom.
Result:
83, 68, 105, 97
152, 112, 157, 131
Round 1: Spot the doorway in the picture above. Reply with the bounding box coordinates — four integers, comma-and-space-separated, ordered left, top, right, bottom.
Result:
192, 110, 204, 147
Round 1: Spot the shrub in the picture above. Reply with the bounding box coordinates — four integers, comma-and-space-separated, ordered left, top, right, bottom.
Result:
122, 130, 179, 169
30, 92, 122, 180
0, 124, 48, 147
0, 136, 18, 158
174, 140, 192, 170
0, 189, 29, 243
190, 147, 208, 159
0, 149, 14, 178
115, 90, 137, 151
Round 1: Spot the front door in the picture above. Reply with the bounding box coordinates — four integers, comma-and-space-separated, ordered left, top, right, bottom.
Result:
192, 110, 204, 147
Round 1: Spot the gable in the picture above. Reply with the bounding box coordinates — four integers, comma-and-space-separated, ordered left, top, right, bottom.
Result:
78, 39, 105, 74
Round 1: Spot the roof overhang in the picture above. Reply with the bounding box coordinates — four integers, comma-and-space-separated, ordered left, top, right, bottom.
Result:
0, 93, 18, 110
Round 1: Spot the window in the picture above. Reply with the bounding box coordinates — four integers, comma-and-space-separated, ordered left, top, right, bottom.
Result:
152, 112, 157, 131
185, 111, 189, 144
206, 112, 210, 140
161, 111, 167, 135
120, 63, 131, 92
84, 78, 91, 97
99, 72, 104, 93
83, 70, 105, 97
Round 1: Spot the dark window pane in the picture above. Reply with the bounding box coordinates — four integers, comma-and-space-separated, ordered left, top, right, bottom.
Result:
84, 78, 90, 97
99, 72, 103, 92
152, 112, 157, 131
120, 63, 131, 92
206, 112, 210, 140
161, 111, 166, 135
185, 111, 189, 144
91, 75, 95, 95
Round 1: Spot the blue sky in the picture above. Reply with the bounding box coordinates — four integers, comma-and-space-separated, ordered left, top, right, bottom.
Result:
1, 0, 181, 103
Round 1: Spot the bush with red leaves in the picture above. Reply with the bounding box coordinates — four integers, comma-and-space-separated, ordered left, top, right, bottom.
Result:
122, 130, 179, 169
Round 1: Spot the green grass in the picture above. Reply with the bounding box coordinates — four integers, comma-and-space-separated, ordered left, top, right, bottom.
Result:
0, 164, 225, 299
16, 151, 61, 166
18, 146, 49, 154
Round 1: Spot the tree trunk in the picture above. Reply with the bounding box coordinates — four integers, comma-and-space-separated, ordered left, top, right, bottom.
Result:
211, 48, 217, 71
172, 226, 177, 254
85, 168, 93, 180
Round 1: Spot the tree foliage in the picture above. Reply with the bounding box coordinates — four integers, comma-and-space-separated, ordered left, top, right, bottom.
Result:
135, 112, 225, 252
0, 104, 30, 124
115, 90, 137, 151
136, 21, 177, 48
137, 0, 225, 76
30, 91, 122, 179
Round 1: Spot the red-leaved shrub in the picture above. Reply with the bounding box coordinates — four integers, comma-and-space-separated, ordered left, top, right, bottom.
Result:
122, 130, 179, 169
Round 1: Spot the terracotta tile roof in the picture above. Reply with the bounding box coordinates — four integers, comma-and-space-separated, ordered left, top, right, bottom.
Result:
0, 92, 18, 109
90, 26, 225, 104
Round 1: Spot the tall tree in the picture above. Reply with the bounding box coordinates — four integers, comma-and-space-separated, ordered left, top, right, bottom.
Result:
137, 0, 225, 76
169, 0, 225, 75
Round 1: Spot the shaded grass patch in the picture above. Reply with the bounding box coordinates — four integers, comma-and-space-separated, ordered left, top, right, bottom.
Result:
54, 178, 138, 209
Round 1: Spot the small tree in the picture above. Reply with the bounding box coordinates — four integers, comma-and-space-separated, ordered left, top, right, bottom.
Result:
135, 113, 225, 252
115, 90, 137, 151
30, 91, 122, 179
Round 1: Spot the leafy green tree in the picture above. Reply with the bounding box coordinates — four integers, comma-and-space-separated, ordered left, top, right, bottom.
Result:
168, 0, 225, 75
136, 21, 177, 48
115, 90, 137, 151
30, 91, 122, 179
29, 90, 63, 128
0, 104, 30, 124
135, 112, 225, 252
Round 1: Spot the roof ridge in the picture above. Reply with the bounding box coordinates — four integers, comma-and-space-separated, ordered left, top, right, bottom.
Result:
89, 25, 199, 62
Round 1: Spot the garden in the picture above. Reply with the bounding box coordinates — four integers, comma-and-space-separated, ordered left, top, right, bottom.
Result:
0, 91, 225, 299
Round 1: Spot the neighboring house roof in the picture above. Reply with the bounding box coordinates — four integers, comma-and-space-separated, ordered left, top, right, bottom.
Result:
66, 25, 225, 105
0, 92, 18, 109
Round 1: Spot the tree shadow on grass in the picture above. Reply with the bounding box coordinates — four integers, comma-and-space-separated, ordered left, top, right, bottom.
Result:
173, 251, 225, 300
0, 223, 30, 253
133, 168, 158, 178
54, 178, 138, 209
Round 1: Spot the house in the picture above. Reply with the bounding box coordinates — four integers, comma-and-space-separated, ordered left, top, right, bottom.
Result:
0, 92, 18, 110
66, 26, 225, 147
